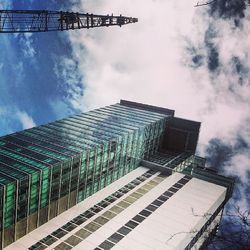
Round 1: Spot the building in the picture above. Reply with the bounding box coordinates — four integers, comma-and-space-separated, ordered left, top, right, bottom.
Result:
0, 100, 234, 250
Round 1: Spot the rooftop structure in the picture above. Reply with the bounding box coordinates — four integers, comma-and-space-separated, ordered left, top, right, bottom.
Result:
0, 100, 234, 249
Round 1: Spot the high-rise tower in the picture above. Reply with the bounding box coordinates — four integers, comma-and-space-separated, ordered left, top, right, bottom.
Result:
0, 100, 234, 249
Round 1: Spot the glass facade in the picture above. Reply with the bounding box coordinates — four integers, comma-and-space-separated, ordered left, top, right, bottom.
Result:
0, 102, 172, 249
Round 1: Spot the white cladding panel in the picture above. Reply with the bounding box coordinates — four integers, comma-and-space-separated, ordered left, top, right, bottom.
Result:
75, 172, 185, 250
114, 174, 227, 250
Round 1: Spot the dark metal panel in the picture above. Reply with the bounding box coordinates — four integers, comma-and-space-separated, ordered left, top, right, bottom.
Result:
160, 117, 201, 153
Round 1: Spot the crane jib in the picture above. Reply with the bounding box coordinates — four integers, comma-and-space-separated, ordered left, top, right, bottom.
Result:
0, 10, 138, 33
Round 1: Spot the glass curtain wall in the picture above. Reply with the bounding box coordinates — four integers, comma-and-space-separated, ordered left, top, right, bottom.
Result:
0, 103, 170, 249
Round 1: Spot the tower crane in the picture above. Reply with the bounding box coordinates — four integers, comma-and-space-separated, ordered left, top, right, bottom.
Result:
0, 10, 138, 33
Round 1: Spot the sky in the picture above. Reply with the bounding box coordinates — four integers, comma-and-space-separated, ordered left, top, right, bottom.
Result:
0, 0, 249, 247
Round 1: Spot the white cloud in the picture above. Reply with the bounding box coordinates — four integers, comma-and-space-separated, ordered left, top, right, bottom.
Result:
16, 111, 36, 129
53, 56, 84, 111
20, 33, 36, 58
0, 0, 12, 8
66, 0, 250, 145
64, 0, 250, 211
49, 98, 76, 119
67, 1, 206, 113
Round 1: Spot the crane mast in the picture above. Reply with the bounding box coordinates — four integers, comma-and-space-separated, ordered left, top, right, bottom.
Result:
0, 10, 138, 33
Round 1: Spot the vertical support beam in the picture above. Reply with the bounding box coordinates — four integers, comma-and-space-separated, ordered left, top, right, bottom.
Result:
25, 174, 31, 235
13, 180, 18, 242
36, 169, 43, 228
60, 11, 63, 31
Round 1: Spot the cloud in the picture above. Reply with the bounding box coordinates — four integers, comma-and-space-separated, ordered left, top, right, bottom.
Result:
53, 55, 84, 111
16, 111, 36, 129
209, 0, 247, 20
204, 118, 250, 211
64, 0, 250, 144
19, 33, 36, 58
49, 98, 77, 119
0, 0, 12, 8
66, 0, 210, 115
0, 107, 36, 135
64, 0, 250, 221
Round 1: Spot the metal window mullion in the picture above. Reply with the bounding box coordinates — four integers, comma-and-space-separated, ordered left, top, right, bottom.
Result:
83, 150, 90, 199
13, 179, 19, 242
57, 120, 111, 142
137, 129, 143, 159
122, 133, 130, 176
164, 152, 187, 169
75, 155, 83, 204
0, 161, 28, 180
21, 130, 79, 154
75, 113, 132, 133
0, 145, 51, 168
111, 104, 164, 120
110, 140, 118, 183
52, 121, 105, 144
2, 137, 63, 163
133, 130, 141, 168
44, 124, 98, 148
36, 169, 44, 228
0, 152, 42, 174
25, 174, 31, 235
89, 110, 143, 130
11, 134, 72, 158
1, 173, 18, 236
36, 126, 93, 150
76, 113, 135, 133
101, 106, 157, 125
45, 123, 98, 146
117, 138, 124, 179
0, 163, 30, 234
91, 147, 98, 195
104, 141, 111, 187
115, 105, 166, 121
128, 132, 136, 171
70, 115, 129, 136
84, 114, 135, 136
115, 103, 166, 119
27, 128, 88, 151
65, 116, 115, 139
1, 185, 5, 250
154, 121, 162, 153
97, 145, 105, 191
1, 139, 61, 166
104, 105, 159, 121
131, 131, 139, 169
56, 164, 63, 215
67, 116, 119, 139
66, 157, 74, 209
91, 108, 146, 128
59, 119, 111, 141
47, 164, 54, 222
114, 140, 121, 181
